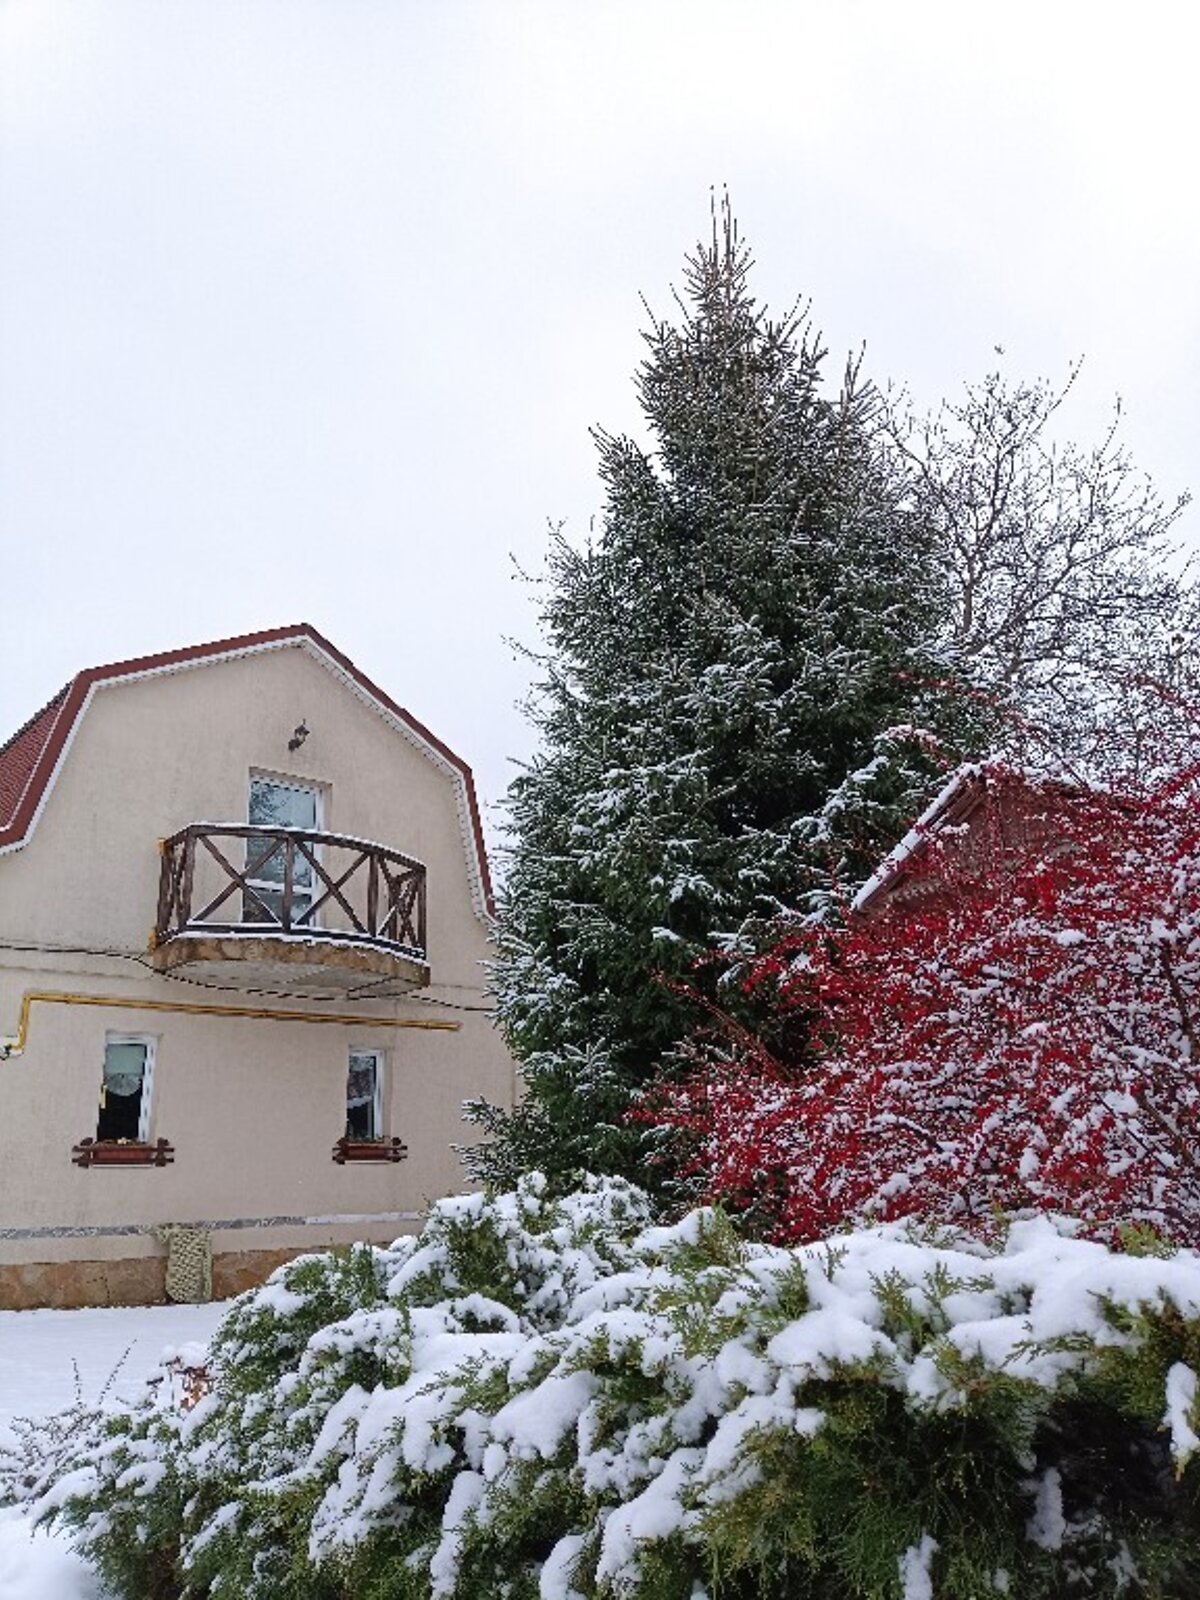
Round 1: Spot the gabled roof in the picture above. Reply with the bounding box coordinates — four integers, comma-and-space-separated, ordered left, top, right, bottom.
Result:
852, 760, 1107, 916
0, 624, 494, 917
851, 765, 989, 913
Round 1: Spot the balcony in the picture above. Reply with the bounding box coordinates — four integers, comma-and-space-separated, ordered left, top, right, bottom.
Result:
150, 824, 429, 996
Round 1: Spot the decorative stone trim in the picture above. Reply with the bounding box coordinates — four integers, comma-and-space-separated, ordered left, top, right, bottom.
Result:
331, 1136, 408, 1165
72, 1137, 175, 1169
0, 1208, 422, 1241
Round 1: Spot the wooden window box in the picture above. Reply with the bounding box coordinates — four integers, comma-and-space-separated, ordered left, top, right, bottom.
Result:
72, 1138, 175, 1169
332, 1136, 408, 1165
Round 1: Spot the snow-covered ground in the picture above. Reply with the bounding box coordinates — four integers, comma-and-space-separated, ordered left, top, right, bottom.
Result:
0, 1300, 230, 1599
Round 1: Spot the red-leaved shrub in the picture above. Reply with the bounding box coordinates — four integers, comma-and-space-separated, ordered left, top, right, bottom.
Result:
644, 755, 1200, 1244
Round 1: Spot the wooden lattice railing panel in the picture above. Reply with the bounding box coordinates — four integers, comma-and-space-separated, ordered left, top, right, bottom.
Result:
155, 825, 427, 959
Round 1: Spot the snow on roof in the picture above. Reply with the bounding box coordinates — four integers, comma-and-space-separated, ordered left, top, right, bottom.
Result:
852, 758, 1107, 915
851, 765, 985, 913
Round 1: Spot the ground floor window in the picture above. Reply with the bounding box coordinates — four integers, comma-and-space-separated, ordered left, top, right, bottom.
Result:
96, 1035, 155, 1142
346, 1049, 383, 1140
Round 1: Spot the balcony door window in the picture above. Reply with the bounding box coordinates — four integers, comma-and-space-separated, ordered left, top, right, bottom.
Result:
96, 1036, 155, 1142
244, 777, 322, 927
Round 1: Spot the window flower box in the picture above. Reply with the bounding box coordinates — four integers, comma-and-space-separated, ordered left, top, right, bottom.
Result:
72, 1137, 175, 1169
331, 1136, 408, 1165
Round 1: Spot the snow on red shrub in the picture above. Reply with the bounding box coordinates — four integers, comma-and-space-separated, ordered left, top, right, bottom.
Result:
643, 757, 1200, 1244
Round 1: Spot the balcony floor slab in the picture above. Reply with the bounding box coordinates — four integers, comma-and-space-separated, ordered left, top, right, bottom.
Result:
148, 931, 429, 997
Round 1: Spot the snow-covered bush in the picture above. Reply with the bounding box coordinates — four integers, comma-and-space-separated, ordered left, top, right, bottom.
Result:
0, 1356, 130, 1510
38, 1176, 1200, 1598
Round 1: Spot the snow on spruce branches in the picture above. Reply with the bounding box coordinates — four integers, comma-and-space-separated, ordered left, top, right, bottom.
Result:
476, 199, 1194, 1198
473, 201, 967, 1192
36, 1176, 1200, 1599
645, 742, 1200, 1246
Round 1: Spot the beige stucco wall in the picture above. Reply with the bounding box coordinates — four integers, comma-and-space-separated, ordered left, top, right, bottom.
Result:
0, 642, 516, 1297
1, 643, 488, 970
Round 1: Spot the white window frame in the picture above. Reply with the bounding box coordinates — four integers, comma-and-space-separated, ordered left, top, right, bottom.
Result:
245, 773, 326, 926
99, 1033, 157, 1144
346, 1048, 385, 1141
248, 772, 325, 831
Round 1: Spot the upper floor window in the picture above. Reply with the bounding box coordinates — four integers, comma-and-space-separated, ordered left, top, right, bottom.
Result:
97, 1035, 155, 1143
244, 775, 323, 925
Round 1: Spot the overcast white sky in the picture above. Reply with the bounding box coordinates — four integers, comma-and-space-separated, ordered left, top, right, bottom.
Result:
2, 1, 1197, 837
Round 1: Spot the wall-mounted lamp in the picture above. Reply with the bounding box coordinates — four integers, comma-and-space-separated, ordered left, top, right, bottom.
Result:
288, 721, 310, 752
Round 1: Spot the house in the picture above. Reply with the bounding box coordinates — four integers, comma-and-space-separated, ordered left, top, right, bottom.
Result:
0, 625, 516, 1309
851, 761, 1090, 917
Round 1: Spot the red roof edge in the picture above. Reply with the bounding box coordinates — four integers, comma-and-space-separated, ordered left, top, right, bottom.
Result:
853, 760, 1095, 916
0, 624, 495, 917
0, 684, 73, 835
851, 766, 994, 914
297, 627, 496, 917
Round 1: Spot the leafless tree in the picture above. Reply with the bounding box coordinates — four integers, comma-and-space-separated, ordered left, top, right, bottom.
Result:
883, 364, 1196, 771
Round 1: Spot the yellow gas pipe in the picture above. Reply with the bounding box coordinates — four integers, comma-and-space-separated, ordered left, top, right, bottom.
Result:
0, 990, 459, 1058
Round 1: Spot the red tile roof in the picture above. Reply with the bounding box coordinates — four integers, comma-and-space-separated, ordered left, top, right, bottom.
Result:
0, 624, 494, 915
0, 685, 71, 835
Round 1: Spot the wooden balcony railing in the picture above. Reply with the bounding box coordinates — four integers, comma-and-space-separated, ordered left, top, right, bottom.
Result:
154, 824, 427, 959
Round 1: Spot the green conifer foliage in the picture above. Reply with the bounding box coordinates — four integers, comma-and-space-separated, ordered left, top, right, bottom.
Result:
38, 1181, 1200, 1600
469, 203, 968, 1192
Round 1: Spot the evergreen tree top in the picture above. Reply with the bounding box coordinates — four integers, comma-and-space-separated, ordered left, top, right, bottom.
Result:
472, 199, 964, 1193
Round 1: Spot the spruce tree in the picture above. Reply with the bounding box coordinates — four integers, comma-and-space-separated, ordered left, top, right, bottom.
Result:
466, 204, 968, 1192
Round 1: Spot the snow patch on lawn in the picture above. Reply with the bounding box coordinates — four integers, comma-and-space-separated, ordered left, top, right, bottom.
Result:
0, 1505, 106, 1600
0, 1300, 229, 1598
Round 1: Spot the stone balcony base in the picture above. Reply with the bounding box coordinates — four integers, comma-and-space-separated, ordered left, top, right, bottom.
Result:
149, 930, 429, 997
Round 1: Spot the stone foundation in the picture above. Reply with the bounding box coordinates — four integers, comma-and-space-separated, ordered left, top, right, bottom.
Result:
212, 1248, 304, 1299
0, 1246, 308, 1311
